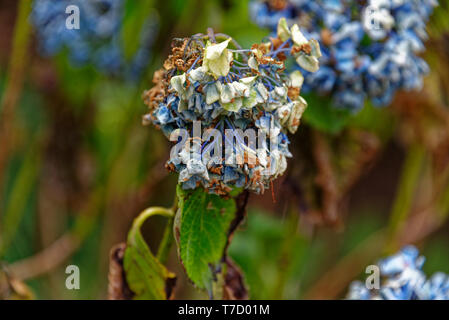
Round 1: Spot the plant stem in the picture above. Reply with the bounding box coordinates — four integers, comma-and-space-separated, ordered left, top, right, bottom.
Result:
127, 206, 174, 251
156, 216, 175, 264
437, 168, 449, 221
385, 144, 426, 253
156, 193, 179, 264
0, 138, 42, 257
131, 207, 174, 234
0, 0, 32, 204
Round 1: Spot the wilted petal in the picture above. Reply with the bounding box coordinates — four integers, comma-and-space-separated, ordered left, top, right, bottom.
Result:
277, 18, 291, 42
291, 24, 308, 46
296, 54, 320, 72
170, 74, 186, 94
205, 83, 220, 105
203, 38, 233, 77
290, 70, 304, 88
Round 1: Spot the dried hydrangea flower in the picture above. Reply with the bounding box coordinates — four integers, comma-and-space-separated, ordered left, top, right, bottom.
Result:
347, 246, 449, 300
143, 23, 320, 195
250, 0, 437, 111
31, 0, 158, 79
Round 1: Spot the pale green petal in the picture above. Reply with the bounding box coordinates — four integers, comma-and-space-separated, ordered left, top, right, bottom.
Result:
189, 66, 209, 82
256, 83, 269, 101
186, 85, 195, 100
291, 24, 308, 46
220, 83, 236, 104
288, 97, 307, 134
203, 38, 234, 78
204, 38, 232, 60
296, 54, 320, 72
178, 99, 188, 112
204, 50, 233, 77
232, 81, 250, 97
277, 103, 292, 126
205, 83, 220, 105
170, 73, 186, 94
274, 86, 287, 98
277, 18, 291, 42
310, 39, 322, 58
222, 98, 243, 112
239, 76, 257, 85
290, 70, 304, 88
265, 101, 279, 112
248, 56, 259, 71
215, 80, 223, 93
242, 87, 258, 110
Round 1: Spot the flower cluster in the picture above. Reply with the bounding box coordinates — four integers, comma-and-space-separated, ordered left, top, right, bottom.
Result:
347, 246, 449, 300
143, 22, 321, 195
250, 0, 437, 111
31, 0, 158, 79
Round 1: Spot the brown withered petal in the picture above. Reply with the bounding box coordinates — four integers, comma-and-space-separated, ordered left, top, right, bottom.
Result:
108, 243, 134, 300
268, 0, 288, 11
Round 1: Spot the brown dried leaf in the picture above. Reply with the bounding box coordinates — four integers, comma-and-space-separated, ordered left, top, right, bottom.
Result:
223, 258, 248, 300
108, 243, 134, 300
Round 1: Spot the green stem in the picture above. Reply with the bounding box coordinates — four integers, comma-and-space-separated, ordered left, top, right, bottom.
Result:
385, 144, 426, 253
156, 216, 175, 264
156, 193, 179, 264
0, 0, 32, 214
0, 140, 42, 257
128, 206, 174, 247
437, 167, 449, 220
132, 207, 173, 232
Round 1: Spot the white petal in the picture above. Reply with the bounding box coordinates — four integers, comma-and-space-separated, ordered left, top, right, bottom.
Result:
205, 38, 232, 60
290, 70, 304, 88
291, 24, 308, 46
170, 74, 186, 94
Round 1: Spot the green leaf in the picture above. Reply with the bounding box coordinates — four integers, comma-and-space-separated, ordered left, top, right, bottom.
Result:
123, 207, 176, 300
175, 186, 237, 292
303, 93, 352, 134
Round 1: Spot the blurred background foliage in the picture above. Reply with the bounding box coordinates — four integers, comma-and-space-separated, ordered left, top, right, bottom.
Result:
0, 0, 449, 300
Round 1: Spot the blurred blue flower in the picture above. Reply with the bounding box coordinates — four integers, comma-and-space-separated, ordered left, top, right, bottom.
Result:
347, 246, 449, 300
31, 0, 158, 79
250, 0, 437, 111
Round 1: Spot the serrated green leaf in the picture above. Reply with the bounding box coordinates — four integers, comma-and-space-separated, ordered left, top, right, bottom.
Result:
123, 207, 176, 300
175, 186, 236, 292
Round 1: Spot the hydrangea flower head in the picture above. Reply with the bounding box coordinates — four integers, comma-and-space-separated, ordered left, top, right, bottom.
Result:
143, 22, 321, 195
347, 246, 449, 300
31, 0, 158, 78
250, 0, 438, 111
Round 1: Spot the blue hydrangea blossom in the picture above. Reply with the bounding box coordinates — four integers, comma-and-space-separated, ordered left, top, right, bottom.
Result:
31, 0, 158, 78
347, 246, 449, 300
143, 22, 321, 194
250, 0, 437, 111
